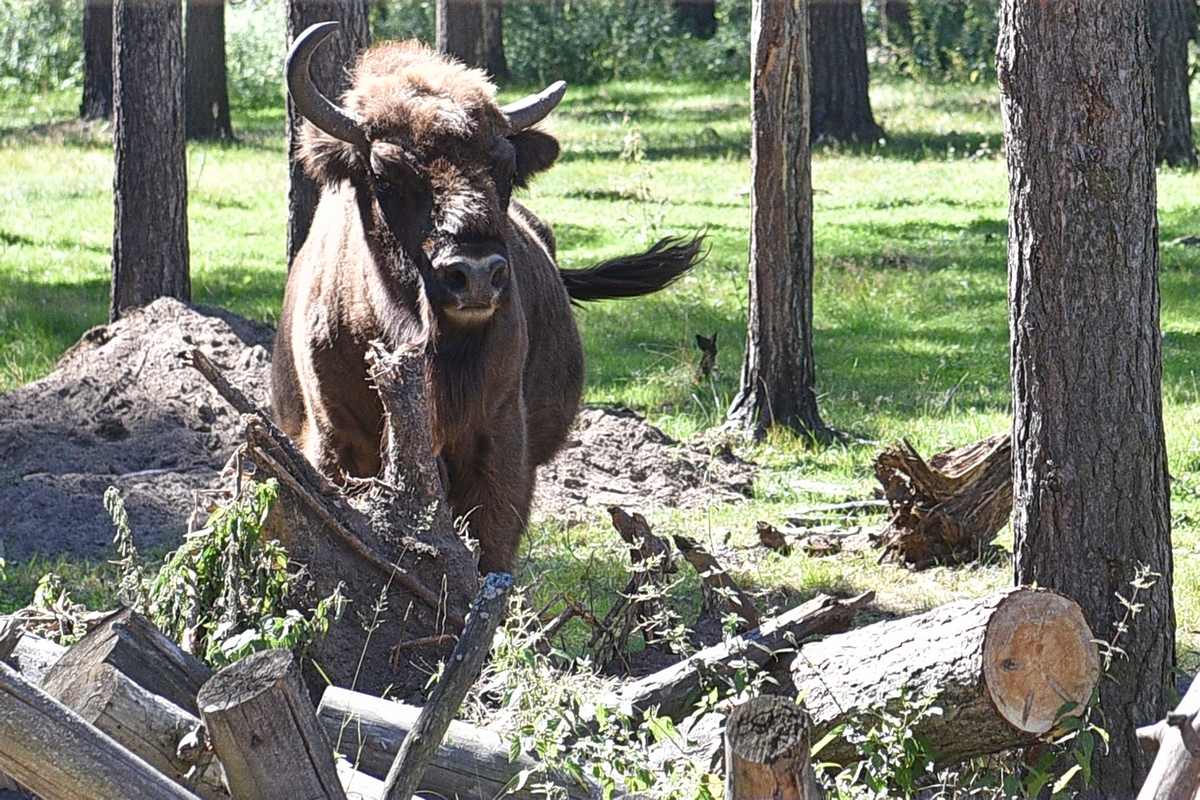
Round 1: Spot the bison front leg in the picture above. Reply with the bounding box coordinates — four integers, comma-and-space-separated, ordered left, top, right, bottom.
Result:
444, 395, 533, 576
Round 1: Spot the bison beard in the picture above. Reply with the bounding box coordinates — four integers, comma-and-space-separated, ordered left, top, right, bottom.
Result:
272, 24, 703, 575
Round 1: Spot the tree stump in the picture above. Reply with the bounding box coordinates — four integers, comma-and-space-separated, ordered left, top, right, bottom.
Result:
791, 587, 1100, 766
874, 433, 1012, 568
725, 695, 822, 800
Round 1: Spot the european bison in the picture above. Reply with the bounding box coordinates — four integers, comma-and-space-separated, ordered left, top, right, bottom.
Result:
273, 23, 702, 574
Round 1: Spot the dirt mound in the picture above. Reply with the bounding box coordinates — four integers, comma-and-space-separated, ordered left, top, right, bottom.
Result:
0, 298, 273, 561
0, 300, 753, 563
535, 406, 755, 518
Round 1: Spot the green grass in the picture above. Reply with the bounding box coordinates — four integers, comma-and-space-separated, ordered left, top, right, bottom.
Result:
1, 77, 1198, 675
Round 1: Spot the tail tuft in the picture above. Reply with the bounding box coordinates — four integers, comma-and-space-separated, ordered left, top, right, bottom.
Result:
560, 234, 706, 302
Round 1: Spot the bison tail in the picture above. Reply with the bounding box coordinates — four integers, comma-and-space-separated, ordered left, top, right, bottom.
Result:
560, 234, 705, 302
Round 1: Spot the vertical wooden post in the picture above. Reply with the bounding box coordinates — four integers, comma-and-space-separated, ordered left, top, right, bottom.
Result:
725, 695, 823, 800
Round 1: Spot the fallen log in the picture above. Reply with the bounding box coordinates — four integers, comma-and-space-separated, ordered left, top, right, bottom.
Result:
874, 433, 1012, 568
1136, 672, 1200, 799
198, 648, 346, 800
191, 345, 478, 698
613, 591, 873, 721
319, 687, 593, 800
0, 660, 202, 800
38, 607, 212, 714
3, 628, 66, 684
42, 661, 225, 799
791, 587, 1099, 766
725, 696, 822, 800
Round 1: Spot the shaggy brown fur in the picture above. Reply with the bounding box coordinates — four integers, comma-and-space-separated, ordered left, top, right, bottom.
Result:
273, 39, 701, 574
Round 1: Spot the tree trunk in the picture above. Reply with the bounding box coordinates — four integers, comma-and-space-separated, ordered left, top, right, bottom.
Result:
790, 588, 1101, 767
727, 0, 824, 440
81, 0, 113, 121
482, 0, 507, 80
286, 1, 369, 265
997, 0, 1175, 793
810, 0, 884, 143
184, 0, 233, 141
1150, 0, 1197, 167
111, 0, 190, 321
437, 0, 502, 76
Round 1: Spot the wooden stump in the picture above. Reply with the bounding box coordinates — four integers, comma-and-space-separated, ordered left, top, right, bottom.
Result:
725, 696, 822, 800
874, 433, 1012, 568
791, 587, 1099, 766
197, 648, 345, 800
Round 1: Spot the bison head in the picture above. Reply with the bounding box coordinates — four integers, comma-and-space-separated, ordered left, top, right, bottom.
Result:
289, 22, 563, 327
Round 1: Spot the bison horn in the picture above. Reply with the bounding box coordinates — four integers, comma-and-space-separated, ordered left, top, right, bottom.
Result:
501, 80, 567, 132
286, 22, 368, 150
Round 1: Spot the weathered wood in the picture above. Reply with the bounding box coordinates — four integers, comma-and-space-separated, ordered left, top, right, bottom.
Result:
791, 587, 1100, 766
1136, 674, 1200, 799
198, 648, 346, 800
0, 660, 202, 800
673, 533, 761, 630
42, 661, 224, 799
320, 687, 595, 799
725, 695, 822, 800
874, 433, 1012, 568
337, 759, 386, 800
613, 591, 873, 721
4, 628, 66, 684
191, 345, 477, 697
39, 606, 211, 715
383, 573, 514, 800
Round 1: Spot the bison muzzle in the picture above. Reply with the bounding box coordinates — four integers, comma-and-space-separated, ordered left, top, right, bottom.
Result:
273, 23, 703, 574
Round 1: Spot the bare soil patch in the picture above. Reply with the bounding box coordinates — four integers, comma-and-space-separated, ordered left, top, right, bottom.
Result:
0, 298, 755, 563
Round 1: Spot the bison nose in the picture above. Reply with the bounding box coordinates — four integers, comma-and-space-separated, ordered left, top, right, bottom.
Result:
437, 253, 509, 315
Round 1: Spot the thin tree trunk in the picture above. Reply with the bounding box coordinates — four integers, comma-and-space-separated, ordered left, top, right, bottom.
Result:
185, 0, 233, 141
437, 0, 483, 68
81, 0, 113, 121
481, 0, 508, 81
998, 0, 1175, 794
810, 0, 884, 143
111, 0, 190, 321
1150, 0, 1197, 167
286, 1, 369, 266
727, 0, 824, 440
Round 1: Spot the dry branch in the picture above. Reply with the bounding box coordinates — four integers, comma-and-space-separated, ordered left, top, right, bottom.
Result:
874, 433, 1012, 568
1136, 673, 1200, 799
0, 660, 202, 800
198, 648, 346, 800
791, 587, 1099, 766
613, 591, 873, 721
673, 533, 760, 630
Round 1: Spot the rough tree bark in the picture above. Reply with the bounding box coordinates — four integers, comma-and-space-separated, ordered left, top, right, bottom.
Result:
436, 0, 507, 79
997, 0, 1175, 794
111, 0, 190, 321
286, 1, 369, 265
810, 0, 884, 143
727, 0, 825, 440
1150, 0, 1197, 167
81, 0, 113, 121
184, 0, 233, 141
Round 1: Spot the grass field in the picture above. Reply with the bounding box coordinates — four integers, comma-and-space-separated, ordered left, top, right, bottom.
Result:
2, 77, 1200, 680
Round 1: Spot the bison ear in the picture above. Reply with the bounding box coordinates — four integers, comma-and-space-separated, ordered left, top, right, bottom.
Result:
510, 129, 560, 188
297, 123, 367, 186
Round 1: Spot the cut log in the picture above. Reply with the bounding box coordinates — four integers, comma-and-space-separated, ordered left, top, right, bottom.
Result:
673, 533, 760, 630
613, 591, 873, 721
791, 587, 1099, 766
0, 660, 201, 800
1136, 673, 1200, 799
725, 696, 822, 800
319, 687, 594, 800
3, 629, 66, 684
383, 572, 513, 800
41, 661, 225, 799
191, 345, 478, 698
198, 648, 346, 800
874, 433, 1012, 568
38, 607, 211, 715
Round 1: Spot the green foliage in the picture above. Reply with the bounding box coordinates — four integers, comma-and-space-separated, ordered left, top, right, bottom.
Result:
865, 0, 1000, 83
0, 0, 81, 93
107, 479, 344, 668
226, 0, 286, 110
